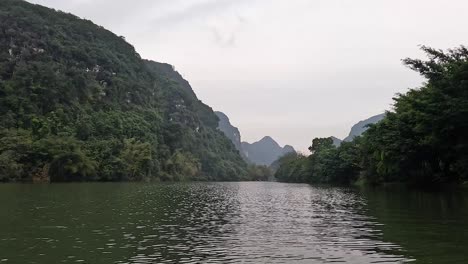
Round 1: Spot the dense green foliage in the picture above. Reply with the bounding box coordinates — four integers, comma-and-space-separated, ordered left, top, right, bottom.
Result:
276, 46, 468, 187
0, 0, 249, 182
246, 164, 273, 181
275, 139, 360, 185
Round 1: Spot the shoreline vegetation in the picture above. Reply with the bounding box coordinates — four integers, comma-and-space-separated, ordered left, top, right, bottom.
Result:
0, 0, 256, 183
1, 1, 467, 189
275, 46, 468, 189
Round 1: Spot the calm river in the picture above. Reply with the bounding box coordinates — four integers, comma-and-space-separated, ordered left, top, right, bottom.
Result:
0, 182, 467, 263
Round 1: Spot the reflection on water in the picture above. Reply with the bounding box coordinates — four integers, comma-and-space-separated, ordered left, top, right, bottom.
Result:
0, 182, 466, 263
362, 187, 468, 264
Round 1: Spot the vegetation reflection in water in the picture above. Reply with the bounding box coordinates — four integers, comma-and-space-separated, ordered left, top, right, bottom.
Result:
0, 182, 467, 263
361, 187, 468, 264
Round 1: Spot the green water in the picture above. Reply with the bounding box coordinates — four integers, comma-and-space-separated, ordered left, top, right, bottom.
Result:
0, 182, 466, 263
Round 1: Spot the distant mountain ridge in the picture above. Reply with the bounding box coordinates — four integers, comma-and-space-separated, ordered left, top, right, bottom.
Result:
242, 137, 296, 166
330, 136, 342, 147
343, 113, 386, 142
215, 112, 295, 166
327, 114, 385, 147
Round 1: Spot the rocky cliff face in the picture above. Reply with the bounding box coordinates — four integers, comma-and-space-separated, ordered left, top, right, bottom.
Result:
215, 111, 245, 158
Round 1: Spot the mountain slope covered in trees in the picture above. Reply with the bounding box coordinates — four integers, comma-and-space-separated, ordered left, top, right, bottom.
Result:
0, 0, 248, 182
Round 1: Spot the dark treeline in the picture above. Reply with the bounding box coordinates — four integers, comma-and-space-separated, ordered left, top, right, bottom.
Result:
0, 0, 261, 182
276, 46, 468, 188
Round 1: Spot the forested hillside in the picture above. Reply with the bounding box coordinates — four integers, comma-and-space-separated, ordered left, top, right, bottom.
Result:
276, 46, 468, 188
0, 0, 248, 182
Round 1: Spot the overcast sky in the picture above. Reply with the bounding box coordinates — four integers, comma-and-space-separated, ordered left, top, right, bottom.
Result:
29, 0, 468, 152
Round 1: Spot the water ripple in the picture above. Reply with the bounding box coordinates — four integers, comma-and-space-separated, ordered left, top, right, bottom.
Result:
0, 182, 414, 263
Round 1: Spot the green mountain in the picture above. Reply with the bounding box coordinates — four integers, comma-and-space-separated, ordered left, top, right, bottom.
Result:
0, 0, 248, 182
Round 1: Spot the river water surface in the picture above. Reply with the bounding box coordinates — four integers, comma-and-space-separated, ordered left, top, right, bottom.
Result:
0, 182, 467, 263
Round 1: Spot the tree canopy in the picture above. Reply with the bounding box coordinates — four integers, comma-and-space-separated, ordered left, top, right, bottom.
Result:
275, 46, 468, 188
0, 0, 249, 182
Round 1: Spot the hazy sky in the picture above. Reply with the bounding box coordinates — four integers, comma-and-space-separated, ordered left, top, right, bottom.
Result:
29, 0, 468, 151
